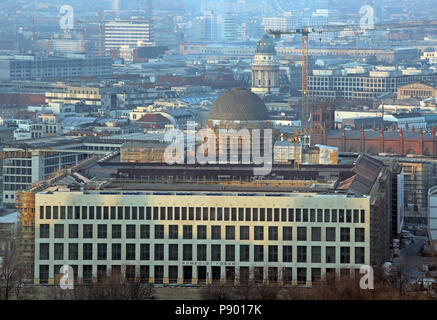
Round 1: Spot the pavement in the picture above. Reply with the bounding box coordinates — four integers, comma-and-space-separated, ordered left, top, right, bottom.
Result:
398, 236, 427, 281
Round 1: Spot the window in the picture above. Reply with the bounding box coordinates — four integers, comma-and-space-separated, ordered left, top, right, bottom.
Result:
226, 226, 235, 240
69, 224, 78, 238
283, 246, 292, 262
240, 226, 249, 240
53, 243, 64, 260
297, 246, 306, 263
240, 245, 249, 261
311, 227, 321, 241
254, 245, 264, 262
311, 246, 321, 263
98, 225, 107, 239
317, 209, 323, 222
98, 244, 107, 260
268, 226, 278, 241
40, 224, 49, 238
166, 243, 178, 261
155, 225, 164, 239
82, 207, 88, 219
197, 244, 207, 261
355, 247, 365, 264
282, 226, 292, 241
140, 225, 150, 239
310, 209, 315, 222
297, 268, 306, 283
126, 244, 135, 260
112, 244, 121, 260
155, 244, 164, 260
169, 225, 179, 239
211, 244, 221, 261
297, 227, 306, 241
83, 224, 93, 238
331, 209, 337, 223
340, 247, 350, 263
360, 210, 365, 223
303, 209, 308, 222
112, 225, 121, 239
245, 208, 251, 221
353, 210, 359, 223
281, 208, 287, 222
83, 243, 93, 260
197, 225, 207, 239
326, 246, 335, 263
340, 228, 350, 242
339, 210, 345, 223
326, 227, 336, 241
69, 243, 78, 260
346, 210, 352, 223
268, 245, 278, 262
203, 207, 208, 220
54, 224, 64, 239
183, 225, 192, 239
140, 244, 150, 260
288, 208, 294, 222
222, 245, 234, 262
324, 209, 330, 222
183, 244, 192, 261
140, 266, 150, 282
254, 226, 264, 240
39, 265, 49, 284
211, 226, 221, 240
125, 207, 130, 220
355, 228, 365, 242
126, 225, 136, 239
169, 266, 178, 283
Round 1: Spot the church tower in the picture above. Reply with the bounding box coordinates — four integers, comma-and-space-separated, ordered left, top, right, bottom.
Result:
251, 34, 280, 95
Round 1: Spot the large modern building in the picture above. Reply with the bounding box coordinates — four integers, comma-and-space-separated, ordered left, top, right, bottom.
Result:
0, 54, 112, 81
1, 137, 121, 206
26, 153, 400, 286
307, 68, 437, 100
104, 19, 154, 52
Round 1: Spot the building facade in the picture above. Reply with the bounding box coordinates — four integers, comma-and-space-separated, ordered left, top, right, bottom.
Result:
0, 54, 112, 81
33, 190, 370, 286
104, 19, 154, 52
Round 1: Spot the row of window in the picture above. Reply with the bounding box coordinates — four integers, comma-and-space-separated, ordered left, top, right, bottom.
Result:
38, 265, 361, 285
39, 224, 365, 243
39, 243, 365, 264
39, 206, 366, 224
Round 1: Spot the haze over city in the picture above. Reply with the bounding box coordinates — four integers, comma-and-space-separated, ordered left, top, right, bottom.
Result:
0, 0, 437, 307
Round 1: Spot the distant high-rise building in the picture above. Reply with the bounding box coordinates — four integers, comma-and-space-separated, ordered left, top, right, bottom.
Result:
194, 10, 219, 42
221, 15, 238, 42
145, 0, 153, 19
104, 18, 154, 52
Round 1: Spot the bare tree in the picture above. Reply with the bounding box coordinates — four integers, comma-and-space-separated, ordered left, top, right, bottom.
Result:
0, 242, 27, 300
49, 273, 154, 300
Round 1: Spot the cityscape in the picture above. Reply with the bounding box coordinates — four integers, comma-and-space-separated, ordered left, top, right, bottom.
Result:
1, 0, 437, 304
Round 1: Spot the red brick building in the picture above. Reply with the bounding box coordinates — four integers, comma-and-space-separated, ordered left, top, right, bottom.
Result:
311, 103, 437, 156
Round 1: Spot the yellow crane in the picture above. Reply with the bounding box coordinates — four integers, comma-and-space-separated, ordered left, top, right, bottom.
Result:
267, 20, 437, 143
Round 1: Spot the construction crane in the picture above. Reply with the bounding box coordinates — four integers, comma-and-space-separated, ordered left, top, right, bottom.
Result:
76, 14, 104, 56
267, 20, 437, 145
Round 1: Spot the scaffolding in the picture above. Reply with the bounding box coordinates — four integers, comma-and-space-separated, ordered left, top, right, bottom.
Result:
15, 191, 35, 282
